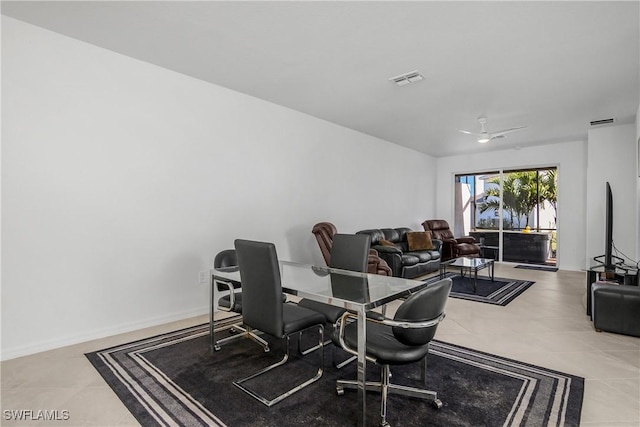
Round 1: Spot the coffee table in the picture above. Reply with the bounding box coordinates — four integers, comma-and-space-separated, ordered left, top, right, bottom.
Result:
439, 257, 495, 292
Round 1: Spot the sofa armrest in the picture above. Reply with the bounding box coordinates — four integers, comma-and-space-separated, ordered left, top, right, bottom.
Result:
431, 239, 443, 251
457, 236, 476, 244
368, 254, 392, 276
373, 245, 402, 254
374, 250, 403, 277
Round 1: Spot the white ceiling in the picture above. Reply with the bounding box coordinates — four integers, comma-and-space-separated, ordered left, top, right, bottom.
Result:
3, 1, 639, 157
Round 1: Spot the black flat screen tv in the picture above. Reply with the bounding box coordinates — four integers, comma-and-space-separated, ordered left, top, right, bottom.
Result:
596, 181, 624, 272
594, 182, 638, 284
604, 181, 614, 271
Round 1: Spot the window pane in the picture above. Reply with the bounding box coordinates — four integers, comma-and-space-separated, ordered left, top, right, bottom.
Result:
455, 168, 557, 266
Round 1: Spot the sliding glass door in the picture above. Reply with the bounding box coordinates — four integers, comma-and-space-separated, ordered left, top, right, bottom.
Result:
454, 167, 557, 265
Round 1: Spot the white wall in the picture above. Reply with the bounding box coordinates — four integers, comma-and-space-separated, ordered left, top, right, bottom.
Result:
586, 123, 638, 267
436, 140, 588, 271
1, 18, 437, 360
436, 124, 639, 272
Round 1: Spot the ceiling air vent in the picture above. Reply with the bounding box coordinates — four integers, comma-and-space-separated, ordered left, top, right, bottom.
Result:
389, 70, 423, 86
590, 118, 615, 126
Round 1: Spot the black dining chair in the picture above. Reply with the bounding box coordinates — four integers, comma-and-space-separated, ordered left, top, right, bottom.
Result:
232, 239, 326, 407
332, 278, 452, 427
214, 249, 270, 352
298, 233, 371, 324
297, 233, 370, 366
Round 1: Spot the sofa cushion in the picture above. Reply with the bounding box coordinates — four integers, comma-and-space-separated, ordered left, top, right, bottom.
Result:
405, 251, 432, 263
395, 227, 412, 242
357, 229, 385, 245
424, 220, 450, 232
381, 228, 401, 243
427, 250, 441, 260
397, 242, 409, 252
424, 220, 455, 241
458, 243, 479, 256
401, 253, 420, 266
407, 231, 435, 251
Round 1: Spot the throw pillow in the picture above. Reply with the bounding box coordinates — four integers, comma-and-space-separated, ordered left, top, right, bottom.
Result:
407, 231, 435, 251
378, 239, 396, 247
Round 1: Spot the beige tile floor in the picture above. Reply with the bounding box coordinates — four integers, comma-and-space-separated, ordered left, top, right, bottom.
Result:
1, 264, 639, 426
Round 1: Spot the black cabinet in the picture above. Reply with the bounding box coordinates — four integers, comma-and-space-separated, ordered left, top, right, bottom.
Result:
470, 231, 551, 263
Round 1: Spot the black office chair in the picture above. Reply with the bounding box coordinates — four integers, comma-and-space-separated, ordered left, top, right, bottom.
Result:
214, 249, 270, 352
332, 278, 452, 427
233, 239, 326, 407
297, 234, 370, 365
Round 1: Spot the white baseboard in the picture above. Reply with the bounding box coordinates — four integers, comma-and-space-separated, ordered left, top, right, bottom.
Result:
1, 306, 209, 361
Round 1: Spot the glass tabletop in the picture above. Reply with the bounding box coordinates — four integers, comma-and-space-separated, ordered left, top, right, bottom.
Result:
442, 257, 494, 269
212, 260, 428, 311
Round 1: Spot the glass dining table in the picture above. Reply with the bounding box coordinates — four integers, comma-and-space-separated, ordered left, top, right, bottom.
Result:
211, 261, 430, 426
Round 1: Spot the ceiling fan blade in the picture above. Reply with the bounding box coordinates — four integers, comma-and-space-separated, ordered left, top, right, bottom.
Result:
491, 126, 528, 136
459, 129, 483, 136
490, 135, 506, 141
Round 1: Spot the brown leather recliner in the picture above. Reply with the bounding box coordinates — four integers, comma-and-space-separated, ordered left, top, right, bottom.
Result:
312, 222, 392, 276
422, 219, 480, 261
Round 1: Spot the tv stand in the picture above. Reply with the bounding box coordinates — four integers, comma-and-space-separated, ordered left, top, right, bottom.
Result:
592, 254, 625, 269
586, 262, 639, 316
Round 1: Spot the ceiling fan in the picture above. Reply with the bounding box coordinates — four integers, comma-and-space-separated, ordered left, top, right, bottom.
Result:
459, 117, 527, 143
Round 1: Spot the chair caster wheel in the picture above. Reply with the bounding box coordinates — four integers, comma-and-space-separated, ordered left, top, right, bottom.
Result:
336, 386, 344, 396
432, 399, 443, 409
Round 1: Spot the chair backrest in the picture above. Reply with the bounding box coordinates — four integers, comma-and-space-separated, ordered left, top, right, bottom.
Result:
326, 234, 371, 303
214, 249, 238, 292
329, 233, 371, 272
234, 239, 284, 338
312, 222, 338, 265
392, 278, 452, 346
423, 219, 455, 241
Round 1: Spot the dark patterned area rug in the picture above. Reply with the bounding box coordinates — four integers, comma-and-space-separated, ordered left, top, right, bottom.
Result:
86, 318, 583, 427
424, 272, 535, 306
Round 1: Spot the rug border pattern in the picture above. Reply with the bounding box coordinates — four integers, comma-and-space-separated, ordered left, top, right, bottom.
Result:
86, 320, 242, 427
86, 320, 583, 427
425, 272, 535, 306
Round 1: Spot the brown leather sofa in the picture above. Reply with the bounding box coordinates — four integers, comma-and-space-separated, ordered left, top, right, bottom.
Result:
422, 219, 480, 261
311, 222, 392, 276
